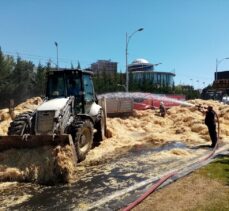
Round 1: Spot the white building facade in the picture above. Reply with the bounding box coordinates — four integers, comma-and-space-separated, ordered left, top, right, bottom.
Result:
129, 58, 175, 87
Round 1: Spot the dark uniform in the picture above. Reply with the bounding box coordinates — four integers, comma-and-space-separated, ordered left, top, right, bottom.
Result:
205, 106, 217, 147
159, 102, 166, 117
68, 80, 80, 96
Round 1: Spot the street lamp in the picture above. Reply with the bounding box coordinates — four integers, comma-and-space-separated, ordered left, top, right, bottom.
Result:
196, 80, 199, 89
216, 57, 229, 80
153, 62, 162, 69
125, 28, 144, 92
202, 82, 206, 88
54, 41, 59, 70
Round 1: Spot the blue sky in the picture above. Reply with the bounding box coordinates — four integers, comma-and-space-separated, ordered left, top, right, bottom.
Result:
1, 0, 229, 88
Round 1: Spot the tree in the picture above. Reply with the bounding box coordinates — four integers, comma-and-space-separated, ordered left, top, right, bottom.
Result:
77, 60, 81, 69
71, 62, 74, 69
0, 48, 15, 107
34, 63, 47, 96
11, 57, 35, 103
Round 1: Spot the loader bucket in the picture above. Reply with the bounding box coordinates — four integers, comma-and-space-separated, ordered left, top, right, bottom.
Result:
0, 134, 77, 163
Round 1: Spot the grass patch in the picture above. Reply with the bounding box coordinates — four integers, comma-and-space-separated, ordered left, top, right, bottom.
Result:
133, 154, 229, 211
196, 155, 229, 185
190, 155, 229, 211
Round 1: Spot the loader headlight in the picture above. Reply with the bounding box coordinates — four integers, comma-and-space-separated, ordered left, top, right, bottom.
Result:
54, 114, 63, 123
54, 117, 59, 123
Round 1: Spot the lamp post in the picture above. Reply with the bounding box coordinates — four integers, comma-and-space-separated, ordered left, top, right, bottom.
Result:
153, 62, 162, 70
216, 57, 229, 80
125, 28, 144, 92
196, 80, 199, 89
202, 82, 206, 88
153, 62, 162, 66
54, 41, 59, 70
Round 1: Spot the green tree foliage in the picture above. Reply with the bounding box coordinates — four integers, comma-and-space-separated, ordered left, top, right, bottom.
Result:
0, 48, 201, 108
93, 71, 200, 100
77, 61, 81, 69
11, 57, 35, 102
34, 63, 47, 96
174, 85, 200, 99
0, 49, 15, 106
93, 71, 125, 94
0, 49, 48, 108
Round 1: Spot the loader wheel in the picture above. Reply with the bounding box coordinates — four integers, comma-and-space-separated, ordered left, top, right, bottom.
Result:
94, 109, 106, 143
74, 120, 93, 162
8, 111, 33, 135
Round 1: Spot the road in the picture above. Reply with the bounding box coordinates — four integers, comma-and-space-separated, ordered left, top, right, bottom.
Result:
1, 141, 228, 210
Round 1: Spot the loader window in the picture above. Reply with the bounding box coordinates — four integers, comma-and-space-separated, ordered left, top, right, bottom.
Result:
47, 76, 65, 98
83, 75, 94, 102
67, 78, 81, 96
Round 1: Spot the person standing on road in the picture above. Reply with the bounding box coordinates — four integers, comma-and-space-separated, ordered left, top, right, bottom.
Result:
205, 106, 218, 148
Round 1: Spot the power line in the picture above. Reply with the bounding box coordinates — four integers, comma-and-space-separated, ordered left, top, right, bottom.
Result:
4, 51, 53, 60
3, 50, 95, 68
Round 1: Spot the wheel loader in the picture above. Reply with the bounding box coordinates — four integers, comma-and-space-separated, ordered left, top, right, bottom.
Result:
0, 69, 106, 164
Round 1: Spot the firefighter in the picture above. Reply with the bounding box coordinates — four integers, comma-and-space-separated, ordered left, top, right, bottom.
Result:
205, 106, 218, 148
159, 102, 166, 117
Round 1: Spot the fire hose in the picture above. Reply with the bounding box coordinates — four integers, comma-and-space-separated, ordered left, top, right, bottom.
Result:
122, 108, 220, 211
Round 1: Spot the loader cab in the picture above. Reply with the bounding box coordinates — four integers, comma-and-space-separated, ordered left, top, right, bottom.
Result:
46, 69, 96, 113
46, 70, 80, 98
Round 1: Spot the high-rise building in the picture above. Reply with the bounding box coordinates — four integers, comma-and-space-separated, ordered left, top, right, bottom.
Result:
91, 60, 117, 75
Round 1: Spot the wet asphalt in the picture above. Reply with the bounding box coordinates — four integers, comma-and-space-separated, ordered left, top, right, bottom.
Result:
0, 142, 215, 210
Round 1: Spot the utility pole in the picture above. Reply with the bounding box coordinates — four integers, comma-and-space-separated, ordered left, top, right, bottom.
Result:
215, 57, 229, 80
125, 28, 144, 92
54, 41, 59, 70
